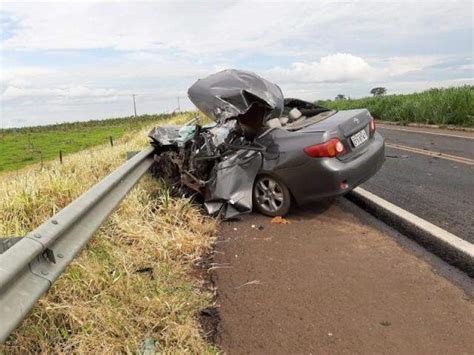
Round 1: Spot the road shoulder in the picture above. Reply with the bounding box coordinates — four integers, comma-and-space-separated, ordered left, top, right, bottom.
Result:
213, 201, 474, 354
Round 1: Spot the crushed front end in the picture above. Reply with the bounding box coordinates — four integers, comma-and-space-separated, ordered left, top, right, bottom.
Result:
149, 69, 284, 218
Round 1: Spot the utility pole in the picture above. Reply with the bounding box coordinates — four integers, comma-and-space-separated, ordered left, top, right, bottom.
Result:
132, 94, 137, 117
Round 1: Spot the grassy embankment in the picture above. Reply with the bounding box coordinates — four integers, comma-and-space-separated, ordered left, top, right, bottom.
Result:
0, 113, 218, 353
318, 85, 473, 127
0, 113, 176, 173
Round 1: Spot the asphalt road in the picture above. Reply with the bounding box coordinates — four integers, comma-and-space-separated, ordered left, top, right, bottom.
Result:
362, 125, 474, 243
214, 201, 474, 354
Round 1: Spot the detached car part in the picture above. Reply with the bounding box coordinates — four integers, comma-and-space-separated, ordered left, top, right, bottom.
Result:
149, 69, 385, 218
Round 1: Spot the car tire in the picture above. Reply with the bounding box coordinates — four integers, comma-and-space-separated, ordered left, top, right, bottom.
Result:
253, 175, 292, 217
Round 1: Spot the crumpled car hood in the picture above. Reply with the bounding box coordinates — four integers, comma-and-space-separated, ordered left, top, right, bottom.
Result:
188, 69, 284, 124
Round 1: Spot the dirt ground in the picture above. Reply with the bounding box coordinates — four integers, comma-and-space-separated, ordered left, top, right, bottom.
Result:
212, 200, 474, 354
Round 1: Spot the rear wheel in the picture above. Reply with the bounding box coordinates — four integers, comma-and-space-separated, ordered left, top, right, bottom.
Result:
253, 175, 291, 216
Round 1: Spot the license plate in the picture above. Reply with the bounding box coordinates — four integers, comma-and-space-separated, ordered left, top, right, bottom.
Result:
351, 129, 368, 147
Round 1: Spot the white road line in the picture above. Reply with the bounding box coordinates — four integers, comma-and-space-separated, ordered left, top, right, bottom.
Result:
378, 125, 474, 140
385, 142, 474, 166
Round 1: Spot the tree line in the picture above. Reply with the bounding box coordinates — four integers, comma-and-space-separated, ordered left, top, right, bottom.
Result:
335, 87, 387, 101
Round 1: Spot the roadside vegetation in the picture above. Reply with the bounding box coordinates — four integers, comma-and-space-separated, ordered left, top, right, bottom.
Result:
0, 113, 176, 173
318, 85, 473, 127
0, 113, 217, 353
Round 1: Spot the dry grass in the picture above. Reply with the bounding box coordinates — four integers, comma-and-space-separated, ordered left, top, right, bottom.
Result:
0, 113, 218, 353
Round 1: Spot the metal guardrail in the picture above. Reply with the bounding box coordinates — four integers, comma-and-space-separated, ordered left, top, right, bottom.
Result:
0, 147, 155, 342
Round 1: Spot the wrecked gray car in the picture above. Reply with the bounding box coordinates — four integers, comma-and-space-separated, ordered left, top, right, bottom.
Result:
149, 69, 385, 218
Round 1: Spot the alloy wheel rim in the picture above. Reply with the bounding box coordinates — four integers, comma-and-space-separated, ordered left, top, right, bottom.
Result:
255, 177, 284, 212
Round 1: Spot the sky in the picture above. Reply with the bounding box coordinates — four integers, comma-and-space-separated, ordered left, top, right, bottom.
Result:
0, 0, 473, 128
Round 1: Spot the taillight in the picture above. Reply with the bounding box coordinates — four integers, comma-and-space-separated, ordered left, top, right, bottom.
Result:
369, 116, 376, 134
304, 138, 346, 158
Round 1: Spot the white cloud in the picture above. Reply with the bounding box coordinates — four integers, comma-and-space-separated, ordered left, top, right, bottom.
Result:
2, 85, 119, 100
265, 54, 446, 84
1, 1, 472, 55
266, 53, 373, 83
380, 56, 445, 76
0, 66, 56, 87
0, 1, 472, 127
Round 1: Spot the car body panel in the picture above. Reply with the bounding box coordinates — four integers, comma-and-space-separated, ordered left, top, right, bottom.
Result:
269, 132, 385, 204
188, 69, 284, 124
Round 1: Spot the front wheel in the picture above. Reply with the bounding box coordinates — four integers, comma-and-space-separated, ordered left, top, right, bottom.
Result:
253, 175, 291, 217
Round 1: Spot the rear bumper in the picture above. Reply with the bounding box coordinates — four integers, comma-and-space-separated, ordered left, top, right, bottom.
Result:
279, 132, 385, 205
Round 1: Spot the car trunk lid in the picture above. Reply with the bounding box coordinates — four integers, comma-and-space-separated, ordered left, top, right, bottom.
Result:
296, 109, 372, 159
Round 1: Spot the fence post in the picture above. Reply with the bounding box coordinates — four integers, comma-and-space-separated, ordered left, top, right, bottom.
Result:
59, 150, 63, 164
109, 136, 114, 147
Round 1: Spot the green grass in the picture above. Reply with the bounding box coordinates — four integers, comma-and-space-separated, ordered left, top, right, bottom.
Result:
317, 85, 474, 127
0, 114, 176, 173
0, 118, 217, 352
